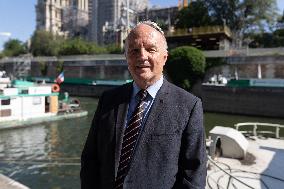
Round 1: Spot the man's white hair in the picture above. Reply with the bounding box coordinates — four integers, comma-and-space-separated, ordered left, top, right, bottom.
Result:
137, 20, 165, 35
124, 20, 168, 52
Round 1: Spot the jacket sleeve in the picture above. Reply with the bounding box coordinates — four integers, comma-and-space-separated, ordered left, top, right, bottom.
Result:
174, 99, 207, 189
80, 94, 104, 189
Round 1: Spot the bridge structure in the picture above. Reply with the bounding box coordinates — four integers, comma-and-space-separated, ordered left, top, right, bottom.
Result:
1, 47, 284, 80
1, 48, 284, 62
1, 50, 284, 117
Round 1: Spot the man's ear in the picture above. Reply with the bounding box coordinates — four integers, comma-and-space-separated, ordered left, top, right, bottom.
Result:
162, 54, 168, 66
164, 52, 168, 61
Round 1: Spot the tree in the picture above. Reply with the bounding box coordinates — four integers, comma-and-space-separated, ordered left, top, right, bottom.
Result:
155, 19, 168, 31
2, 39, 27, 57
240, 0, 278, 33
275, 10, 284, 37
175, 1, 213, 29
165, 46, 205, 91
88, 42, 107, 54
248, 9, 284, 48
58, 38, 107, 55
205, 0, 279, 45
106, 44, 122, 54
59, 38, 90, 55
30, 30, 63, 56
39, 61, 48, 76
204, 0, 240, 30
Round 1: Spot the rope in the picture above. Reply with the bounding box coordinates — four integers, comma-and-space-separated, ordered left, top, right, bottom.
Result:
208, 155, 284, 189
208, 156, 255, 189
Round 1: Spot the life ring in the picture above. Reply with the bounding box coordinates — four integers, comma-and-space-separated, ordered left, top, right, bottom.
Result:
52, 84, 60, 92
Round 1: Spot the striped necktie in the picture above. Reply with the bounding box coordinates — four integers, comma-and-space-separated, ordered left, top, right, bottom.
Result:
114, 89, 148, 189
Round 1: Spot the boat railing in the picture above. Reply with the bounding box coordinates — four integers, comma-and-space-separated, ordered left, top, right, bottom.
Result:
234, 122, 284, 138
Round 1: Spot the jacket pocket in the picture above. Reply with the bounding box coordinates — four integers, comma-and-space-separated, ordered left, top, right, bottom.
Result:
150, 132, 178, 141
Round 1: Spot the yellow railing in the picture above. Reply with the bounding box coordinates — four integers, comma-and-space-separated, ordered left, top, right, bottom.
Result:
166, 25, 232, 37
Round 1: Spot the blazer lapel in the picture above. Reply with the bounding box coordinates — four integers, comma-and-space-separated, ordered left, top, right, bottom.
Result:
114, 83, 132, 175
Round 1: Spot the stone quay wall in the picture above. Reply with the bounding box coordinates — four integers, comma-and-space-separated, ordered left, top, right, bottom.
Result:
201, 85, 284, 118
30, 60, 130, 80
60, 83, 116, 97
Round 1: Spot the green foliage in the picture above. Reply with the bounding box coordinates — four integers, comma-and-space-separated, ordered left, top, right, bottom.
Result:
30, 30, 63, 56
205, 0, 278, 35
58, 38, 108, 55
28, 30, 126, 56
155, 19, 168, 31
59, 38, 90, 55
243, 0, 278, 33
2, 39, 27, 57
30, 32, 111, 56
39, 61, 48, 76
165, 46, 205, 91
204, 0, 239, 30
56, 60, 64, 73
280, 10, 284, 23
249, 32, 284, 47
88, 43, 107, 54
105, 44, 123, 54
275, 11, 284, 37
175, 1, 213, 29
274, 29, 284, 37
205, 57, 227, 70
174, 0, 279, 46
248, 8, 284, 48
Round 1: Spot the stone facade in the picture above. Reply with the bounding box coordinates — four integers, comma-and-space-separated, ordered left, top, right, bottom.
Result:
137, 6, 179, 31
90, 0, 148, 45
36, 0, 89, 37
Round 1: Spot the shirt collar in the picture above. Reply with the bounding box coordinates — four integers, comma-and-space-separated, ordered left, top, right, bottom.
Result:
133, 76, 164, 99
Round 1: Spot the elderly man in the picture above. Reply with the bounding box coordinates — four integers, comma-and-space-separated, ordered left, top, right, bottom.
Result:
81, 21, 207, 189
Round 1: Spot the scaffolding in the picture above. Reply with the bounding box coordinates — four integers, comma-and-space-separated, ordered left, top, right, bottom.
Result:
100, 0, 148, 46
62, 6, 89, 37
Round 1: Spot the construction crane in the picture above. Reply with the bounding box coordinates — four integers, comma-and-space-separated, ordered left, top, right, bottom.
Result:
178, 0, 191, 10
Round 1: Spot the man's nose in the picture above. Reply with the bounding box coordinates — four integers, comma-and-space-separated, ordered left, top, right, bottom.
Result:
138, 48, 148, 60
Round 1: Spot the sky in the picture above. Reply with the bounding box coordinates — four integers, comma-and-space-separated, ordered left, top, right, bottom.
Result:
0, 0, 284, 50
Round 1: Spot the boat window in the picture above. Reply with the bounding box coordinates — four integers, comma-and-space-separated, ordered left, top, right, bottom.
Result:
33, 97, 42, 105
0, 109, 11, 117
1, 99, 10, 105
21, 90, 29, 94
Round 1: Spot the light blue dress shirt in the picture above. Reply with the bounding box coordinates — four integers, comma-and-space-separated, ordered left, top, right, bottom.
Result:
126, 76, 164, 127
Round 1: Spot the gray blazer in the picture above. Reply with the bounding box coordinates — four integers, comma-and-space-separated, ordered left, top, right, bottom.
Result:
81, 79, 207, 189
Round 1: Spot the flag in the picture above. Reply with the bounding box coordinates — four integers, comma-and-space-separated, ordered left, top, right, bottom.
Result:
55, 72, 64, 84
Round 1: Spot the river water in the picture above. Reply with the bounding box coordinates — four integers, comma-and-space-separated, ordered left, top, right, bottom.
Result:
0, 97, 284, 189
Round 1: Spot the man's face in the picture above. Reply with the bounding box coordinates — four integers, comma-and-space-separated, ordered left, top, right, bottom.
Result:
125, 24, 168, 89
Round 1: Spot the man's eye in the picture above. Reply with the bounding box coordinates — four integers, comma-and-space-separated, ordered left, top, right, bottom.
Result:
131, 49, 139, 53
148, 48, 157, 53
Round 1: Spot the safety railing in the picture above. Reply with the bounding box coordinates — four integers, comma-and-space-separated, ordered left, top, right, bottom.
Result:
234, 122, 284, 138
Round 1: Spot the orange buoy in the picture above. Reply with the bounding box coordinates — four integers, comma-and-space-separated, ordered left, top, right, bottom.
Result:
52, 84, 60, 92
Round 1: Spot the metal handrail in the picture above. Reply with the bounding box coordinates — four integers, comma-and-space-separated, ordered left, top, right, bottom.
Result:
234, 122, 284, 138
